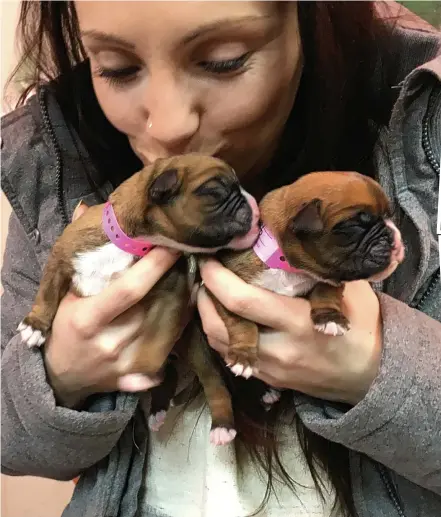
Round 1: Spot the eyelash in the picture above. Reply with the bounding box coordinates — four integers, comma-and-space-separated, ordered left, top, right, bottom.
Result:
95, 65, 140, 87
198, 52, 251, 74
95, 52, 251, 87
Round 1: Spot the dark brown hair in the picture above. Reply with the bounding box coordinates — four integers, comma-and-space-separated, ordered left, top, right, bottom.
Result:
8, 2, 400, 516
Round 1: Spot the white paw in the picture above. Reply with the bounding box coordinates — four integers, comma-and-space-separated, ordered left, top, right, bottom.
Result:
314, 321, 349, 336
148, 410, 167, 432
262, 388, 281, 406
210, 427, 237, 446
17, 322, 46, 347
228, 363, 254, 379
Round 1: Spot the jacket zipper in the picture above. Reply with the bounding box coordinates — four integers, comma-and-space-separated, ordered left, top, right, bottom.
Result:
411, 87, 441, 311
377, 465, 406, 517
38, 87, 69, 227
378, 86, 441, 517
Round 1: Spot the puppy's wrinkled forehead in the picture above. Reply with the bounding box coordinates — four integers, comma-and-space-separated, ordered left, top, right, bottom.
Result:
152, 154, 236, 188
292, 171, 391, 223
326, 172, 390, 221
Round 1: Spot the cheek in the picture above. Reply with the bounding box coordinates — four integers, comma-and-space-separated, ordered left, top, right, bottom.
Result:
205, 35, 302, 139
92, 78, 148, 136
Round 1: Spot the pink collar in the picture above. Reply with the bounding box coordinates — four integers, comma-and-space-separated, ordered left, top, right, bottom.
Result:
102, 202, 154, 257
253, 225, 302, 273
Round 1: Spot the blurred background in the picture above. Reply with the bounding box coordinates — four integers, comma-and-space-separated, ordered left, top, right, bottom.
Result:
398, 1, 441, 27
1, 1, 440, 516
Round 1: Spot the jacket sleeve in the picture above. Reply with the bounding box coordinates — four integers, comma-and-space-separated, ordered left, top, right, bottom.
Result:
1, 212, 137, 481
297, 294, 441, 495
296, 73, 441, 495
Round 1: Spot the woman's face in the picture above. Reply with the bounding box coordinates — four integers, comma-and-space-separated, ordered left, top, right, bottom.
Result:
76, 1, 302, 181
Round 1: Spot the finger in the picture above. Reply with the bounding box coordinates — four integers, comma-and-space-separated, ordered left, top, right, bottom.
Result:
197, 287, 229, 343
342, 280, 378, 322
94, 304, 146, 357
253, 370, 284, 390
72, 200, 89, 221
206, 337, 229, 357
117, 373, 161, 392
254, 329, 301, 367
80, 247, 181, 331
199, 259, 310, 331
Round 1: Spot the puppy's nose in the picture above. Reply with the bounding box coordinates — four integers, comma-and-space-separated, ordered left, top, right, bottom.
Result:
384, 219, 405, 264
236, 202, 252, 226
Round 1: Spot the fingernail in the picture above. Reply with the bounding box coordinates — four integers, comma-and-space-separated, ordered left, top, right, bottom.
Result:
197, 284, 207, 300
72, 199, 88, 221
198, 257, 214, 271
75, 199, 85, 211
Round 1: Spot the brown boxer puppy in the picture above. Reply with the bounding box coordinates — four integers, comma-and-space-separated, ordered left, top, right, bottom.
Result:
18, 153, 260, 444
210, 171, 405, 408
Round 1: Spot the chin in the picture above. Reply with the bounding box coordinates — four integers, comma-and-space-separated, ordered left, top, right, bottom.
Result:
227, 224, 261, 250
368, 260, 401, 282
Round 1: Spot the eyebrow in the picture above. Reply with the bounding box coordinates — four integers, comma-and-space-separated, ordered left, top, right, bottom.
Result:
81, 15, 270, 50
181, 15, 272, 44
81, 30, 136, 50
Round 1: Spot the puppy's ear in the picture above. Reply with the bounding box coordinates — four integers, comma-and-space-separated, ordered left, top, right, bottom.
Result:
289, 199, 323, 234
148, 168, 180, 204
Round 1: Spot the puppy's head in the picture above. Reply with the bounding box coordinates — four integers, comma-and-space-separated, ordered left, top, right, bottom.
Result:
261, 171, 405, 283
113, 154, 260, 253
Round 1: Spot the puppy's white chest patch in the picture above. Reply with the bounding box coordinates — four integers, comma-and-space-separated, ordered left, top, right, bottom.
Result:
72, 242, 136, 296
252, 268, 317, 297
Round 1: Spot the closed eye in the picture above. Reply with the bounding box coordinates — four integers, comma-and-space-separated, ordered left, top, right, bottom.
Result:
194, 177, 238, 200
195, 186, 226, 199
195, 187, 226, 204
333, 211, 379, 234
198, 53, 251, 75
94, 65, 140, 87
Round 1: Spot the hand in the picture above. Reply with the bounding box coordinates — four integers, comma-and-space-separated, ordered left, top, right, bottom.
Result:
197, 259, 383, 405
43, 202, 181, 408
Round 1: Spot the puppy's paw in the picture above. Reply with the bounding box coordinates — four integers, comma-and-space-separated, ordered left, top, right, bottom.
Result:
226, 349, 257, 379
261, 388, 281, 408
17, 317, 48, 348
311, 309, 350, 337
148, 410, 167, 432
210, 427, 237, 446
229, 363, 254, 379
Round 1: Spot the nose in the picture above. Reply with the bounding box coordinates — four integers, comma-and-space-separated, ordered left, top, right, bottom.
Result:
144, 71, 199, 152
235, 201, 252, 227
385, 219, 405, 263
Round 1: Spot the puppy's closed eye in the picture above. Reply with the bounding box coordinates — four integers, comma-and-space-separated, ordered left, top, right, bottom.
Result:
194, 177, 238, 201
332, 211, 378, 234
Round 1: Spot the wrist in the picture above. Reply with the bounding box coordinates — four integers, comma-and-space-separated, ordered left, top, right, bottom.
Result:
346, 313, 383, 405
43, 348, 89, 409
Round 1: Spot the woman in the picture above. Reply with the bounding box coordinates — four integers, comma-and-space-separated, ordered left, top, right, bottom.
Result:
1, 1, 440, 516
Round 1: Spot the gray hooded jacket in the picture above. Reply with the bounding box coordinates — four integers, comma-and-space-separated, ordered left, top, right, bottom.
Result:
1, 16, 441, 517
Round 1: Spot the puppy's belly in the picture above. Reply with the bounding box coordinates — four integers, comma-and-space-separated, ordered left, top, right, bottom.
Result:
72, 242, 136, 296
252, 269, 317, 297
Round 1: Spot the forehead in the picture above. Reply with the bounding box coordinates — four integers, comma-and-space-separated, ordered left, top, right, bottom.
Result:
291, 171, 389, 214
157, 155, 232, 178
76, 1, 275, 48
